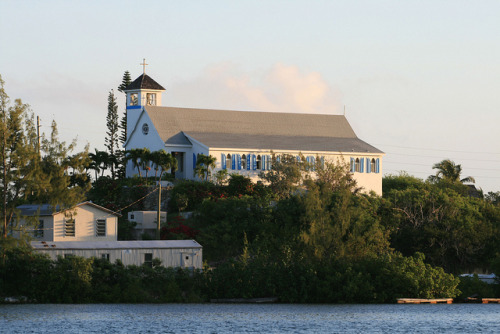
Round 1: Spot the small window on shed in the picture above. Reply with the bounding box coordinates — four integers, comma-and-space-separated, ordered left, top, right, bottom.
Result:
144, 253, 153, 268
96, 219, 106, 237
35, 220, 44, 238
65, 218, 75, 237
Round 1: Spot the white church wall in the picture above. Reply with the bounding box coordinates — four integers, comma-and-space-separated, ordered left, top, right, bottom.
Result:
125, 110, 166, 178
207, 149, 383, 195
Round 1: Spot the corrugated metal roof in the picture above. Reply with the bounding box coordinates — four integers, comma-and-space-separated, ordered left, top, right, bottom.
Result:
31, 240, 202, 250
144, 106, 383, 154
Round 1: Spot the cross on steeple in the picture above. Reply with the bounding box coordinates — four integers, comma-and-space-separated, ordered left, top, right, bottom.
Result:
140, 58, 149, 74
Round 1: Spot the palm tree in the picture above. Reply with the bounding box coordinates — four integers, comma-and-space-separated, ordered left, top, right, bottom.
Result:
125, 148, 144, 178
194, 154, 217, 181
151, 150, 177, 179
139, 148, 152, 179
88, 149, 110, 179
429, 159, 475, 184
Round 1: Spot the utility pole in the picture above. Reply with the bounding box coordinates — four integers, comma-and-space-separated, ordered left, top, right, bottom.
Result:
156, 172, 162, 240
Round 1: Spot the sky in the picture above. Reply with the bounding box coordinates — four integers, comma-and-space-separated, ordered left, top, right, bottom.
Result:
1, 0, 499, 193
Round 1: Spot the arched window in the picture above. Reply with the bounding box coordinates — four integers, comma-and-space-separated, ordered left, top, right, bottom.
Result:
355, 158, 361, 173
371, 158, 376, 173
256, 155, 262, 169
242, 154, 247, 170
226, 154, 231, 170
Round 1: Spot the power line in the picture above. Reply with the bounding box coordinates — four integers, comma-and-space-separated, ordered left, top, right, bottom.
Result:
374, 143, 500, 155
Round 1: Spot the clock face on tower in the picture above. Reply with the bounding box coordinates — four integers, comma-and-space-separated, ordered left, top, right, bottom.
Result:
142, 123, 149, 135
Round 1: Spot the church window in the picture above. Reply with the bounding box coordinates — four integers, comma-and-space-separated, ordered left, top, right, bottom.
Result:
256, 155, 262, 169
226, 154, 231, 170
370, 158, 376, 173
146, 93, 156, 106
241, 155, 247, 170
130, 93, 138, 106
355, 158, 361, 173
65, 218, 75, 237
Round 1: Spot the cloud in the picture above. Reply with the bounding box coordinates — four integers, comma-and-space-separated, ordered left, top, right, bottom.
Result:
169, 63, 342, 114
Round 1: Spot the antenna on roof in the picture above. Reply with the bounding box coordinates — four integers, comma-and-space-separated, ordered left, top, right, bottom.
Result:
140, 58, 149, 74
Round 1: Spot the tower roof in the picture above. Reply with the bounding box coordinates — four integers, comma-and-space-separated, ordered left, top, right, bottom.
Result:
125, 74, 165, 91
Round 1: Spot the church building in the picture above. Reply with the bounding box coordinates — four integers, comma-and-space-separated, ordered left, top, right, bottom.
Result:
123, 71, 384, 195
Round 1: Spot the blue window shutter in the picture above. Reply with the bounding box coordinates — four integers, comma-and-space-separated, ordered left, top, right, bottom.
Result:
268, 155, 272, 170
376, 158, 380, 173
252, 154, 257, 170
237, 154, 241, 170
262, 155, 266, 170
247, 153, 251, 170
311, 156, 316, 171
350, 158, 355, 172
360, 158, 364, 173
366, 158, 371, 173
321, 156, 325, 168
221, 153, 226, 169
232, 154, 236, 170
193, 153, 196, 170
277, 155, 281, 163
297, 156, 301, 163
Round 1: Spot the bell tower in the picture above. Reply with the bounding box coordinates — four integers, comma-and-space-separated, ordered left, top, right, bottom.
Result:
123, 59, 166, 140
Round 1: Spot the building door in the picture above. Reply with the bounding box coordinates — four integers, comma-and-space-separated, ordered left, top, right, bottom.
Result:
172, 152, 185, 179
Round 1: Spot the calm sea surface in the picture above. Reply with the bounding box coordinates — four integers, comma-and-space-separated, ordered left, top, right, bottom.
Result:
1, 303, 500, 333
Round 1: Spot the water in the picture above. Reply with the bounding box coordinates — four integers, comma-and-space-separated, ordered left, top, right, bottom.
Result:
1, 303, 500, 333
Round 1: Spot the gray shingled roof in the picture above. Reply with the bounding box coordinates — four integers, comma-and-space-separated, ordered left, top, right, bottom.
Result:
17, 201, 121, 217
31, 240, 202, 250
145, 106, 383, 154
125, 74, 166, 91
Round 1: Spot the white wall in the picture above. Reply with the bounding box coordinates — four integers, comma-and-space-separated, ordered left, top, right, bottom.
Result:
52, 205, 118, 242
35, 247, 203, 269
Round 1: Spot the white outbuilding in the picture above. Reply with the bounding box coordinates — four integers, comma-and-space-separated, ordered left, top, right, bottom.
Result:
31, 240, 203, 269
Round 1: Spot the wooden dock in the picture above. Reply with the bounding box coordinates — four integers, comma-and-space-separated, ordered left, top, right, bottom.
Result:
482, 298, 500, 304
397, 298, 453, 304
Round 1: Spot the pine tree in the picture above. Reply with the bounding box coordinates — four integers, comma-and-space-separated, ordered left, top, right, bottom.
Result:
117, 71, 131, 179
117, 71, 131, 146
105, 90, 119, 179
